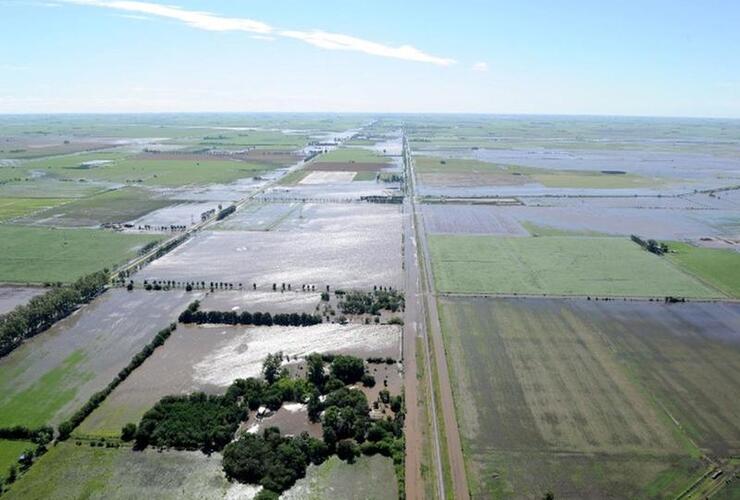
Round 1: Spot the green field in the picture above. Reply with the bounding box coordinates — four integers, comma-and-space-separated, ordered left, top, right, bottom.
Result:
428, 235, 720, 297
1, 444, 247, 499
438, 296, 740, 498
22, 187, 175, 227
415, 155, 659, 188
0, 197, 67, 222
320, 147, 388, 163
0, 225, 162, 283
666, 242, 740, 298
353, 171, 378, 181
0, 440, 32, 480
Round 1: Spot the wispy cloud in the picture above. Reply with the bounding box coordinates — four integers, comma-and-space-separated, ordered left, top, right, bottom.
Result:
472, 61, 488, 72
62, 0, 455, 66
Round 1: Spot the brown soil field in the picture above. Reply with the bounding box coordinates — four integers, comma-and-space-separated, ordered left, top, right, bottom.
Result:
308, 161, 389, 172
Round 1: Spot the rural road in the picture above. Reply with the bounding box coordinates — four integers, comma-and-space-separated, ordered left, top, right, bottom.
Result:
404, 133, 470, 499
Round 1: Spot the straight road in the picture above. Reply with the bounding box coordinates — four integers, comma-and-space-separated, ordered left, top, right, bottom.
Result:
404, 133, 469, 499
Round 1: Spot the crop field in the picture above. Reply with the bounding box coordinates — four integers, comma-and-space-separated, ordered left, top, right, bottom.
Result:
283, 455, 398, 500
319, 147, 389, 164
0, 225, 163, 283
666, 242, 740, 298
77, 322, 401, 437
2, 443, 255, 500
141, 202, 403, 289
428, 234, 720, 297
438, 296, 740, 498
0, 286, 45, 314
20, 187, 176, 227
0, 290, 196, 428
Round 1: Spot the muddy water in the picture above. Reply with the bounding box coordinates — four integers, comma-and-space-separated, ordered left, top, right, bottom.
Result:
0, 286, 46, 315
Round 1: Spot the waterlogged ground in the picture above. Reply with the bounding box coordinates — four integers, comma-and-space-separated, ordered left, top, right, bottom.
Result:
0, 286, 46, 314
139, 203, 403, 290
282, 455, 398, 500
198, 290, 322, 314
0, 289, 199, 428
3, 444, 257, 500
78, 323, 401, 437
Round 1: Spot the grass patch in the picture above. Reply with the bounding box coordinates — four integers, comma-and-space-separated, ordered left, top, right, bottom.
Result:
0, 198, 67, 222
352, 171, 378, 182
278, 168, 310, 186
0, 440, 33, 480
0, 350, 91, 428
666, 242, 740, 298
0, 225, 162, 283
428, 234, 719, 297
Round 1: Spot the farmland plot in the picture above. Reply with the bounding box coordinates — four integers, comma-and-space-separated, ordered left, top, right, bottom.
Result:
0, 290, 197, 428
421, 204, 528, 235
438, 296, 740, 498
77, 323, 401, 437
428, 234, 720, 297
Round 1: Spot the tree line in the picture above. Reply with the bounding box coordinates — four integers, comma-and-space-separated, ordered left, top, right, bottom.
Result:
178, 301, 322, 327
0, 270, 109, 359
337, 288, 405, 316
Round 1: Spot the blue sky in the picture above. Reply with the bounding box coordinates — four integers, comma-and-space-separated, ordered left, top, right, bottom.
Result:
1, 0, 739, 116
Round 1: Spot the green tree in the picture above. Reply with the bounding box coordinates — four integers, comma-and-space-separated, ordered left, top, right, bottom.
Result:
262, 352, 283, 385
121, 423, 137, 442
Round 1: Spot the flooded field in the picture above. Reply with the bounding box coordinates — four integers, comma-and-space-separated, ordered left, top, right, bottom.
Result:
438, 296, 740, 498
423, 203, 739, 240
128, 201, 222, 229
199, 290, 322, 314
139, 204, 403, 289
282, 455, 398, 500
0, 289, 198, 428
3, 444, 256, 500
0, 285, 46, 314
78, 322, 401, 437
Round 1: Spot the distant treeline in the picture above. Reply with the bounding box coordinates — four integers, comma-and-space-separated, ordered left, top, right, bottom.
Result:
0, 270, 109, 359
631, 235, 668, 256
178, 301, 322, 327
57, 322, 177, 440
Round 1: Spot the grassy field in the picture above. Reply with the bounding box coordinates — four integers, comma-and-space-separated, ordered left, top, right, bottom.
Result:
666, 242, 740, 298
0, 197, 66, 222
0, 440, 32, 480
320, 147, 387, 163
438, 296, 740, 498
428, 235, 720, 297
2, 444, 253, 499
22, 187, 175, 227
0, 225, 162, 283
414, 156, 659, 188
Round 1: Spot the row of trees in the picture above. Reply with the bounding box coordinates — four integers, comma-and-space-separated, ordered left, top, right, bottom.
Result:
0, 270, 109, 358
57, 323, 177, 440
178, 301, 322, 327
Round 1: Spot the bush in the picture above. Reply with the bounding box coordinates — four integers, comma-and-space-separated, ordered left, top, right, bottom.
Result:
361, 373, 376, 388
121, 423, 137, 442
330, 355, 365, 384
336, 439, 360, 463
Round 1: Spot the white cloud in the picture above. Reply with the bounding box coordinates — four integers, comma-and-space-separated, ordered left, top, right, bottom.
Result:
62, 0, 455, 66
472, 61, 488, 72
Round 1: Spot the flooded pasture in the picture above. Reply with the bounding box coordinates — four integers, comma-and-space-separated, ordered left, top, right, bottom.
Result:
0, 289, 198, 427
78, 322, 401, 436
0, 286, 46, 314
